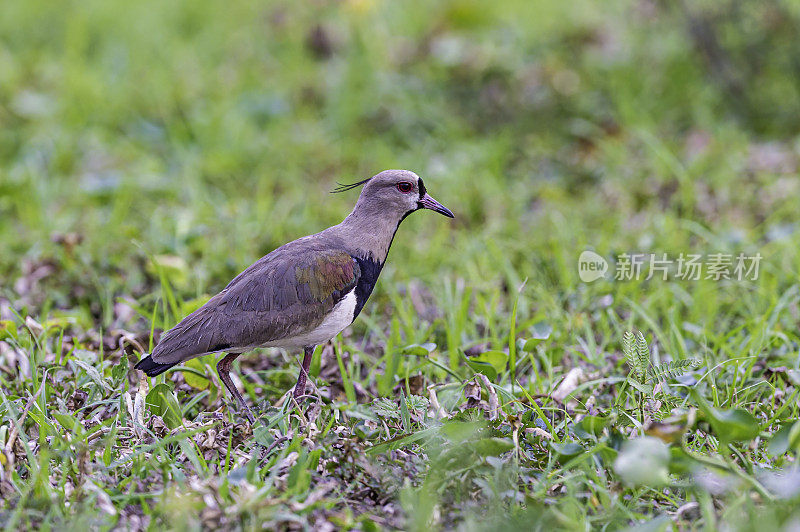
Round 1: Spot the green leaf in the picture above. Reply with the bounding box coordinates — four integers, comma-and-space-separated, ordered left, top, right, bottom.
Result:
465, 359, 496, 381
635, 331, 650, 378
668, 447, 696, 475
352, 421, 379, 440
550, 442, 585, 460
146, 383, 183, 429
473, 437, 514, 457
287, 451, 312, 494
623, 331, 637, 378
693, 396, 760, 444
401, 343, 436, 357
112, 353, 129, 382
646, 359, 700, 383
613, 436, 670, 486
406, 395, 429, 415
372, 397, 401, 419
626, 378, 654, 395
400, 392, 411, 432
768, 421, 800, 456
253, 425, 274, 447
71, 359, 112, 391
710, 409, 760, 443
367, 426, 442, 455
102, 430, 116, 466
53, 412, 79, 432
575, 415, 609, 437
43, 317, 75, 332
465, 350, 507, 381
522, 322, 552, 351
183, 357, 210, 390
0, 320, 18, 340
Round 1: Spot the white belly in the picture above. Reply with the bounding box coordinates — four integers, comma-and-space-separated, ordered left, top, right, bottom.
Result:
263, 290, 357, 349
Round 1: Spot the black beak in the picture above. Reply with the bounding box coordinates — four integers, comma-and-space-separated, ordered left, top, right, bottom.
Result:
418, 193, 454, 218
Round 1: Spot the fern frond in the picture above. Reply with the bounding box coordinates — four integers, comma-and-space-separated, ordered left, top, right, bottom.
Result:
646, 358, 701, 383
623, 331, 637, 377
635, 331, 650, 378
655, 389, 682, 403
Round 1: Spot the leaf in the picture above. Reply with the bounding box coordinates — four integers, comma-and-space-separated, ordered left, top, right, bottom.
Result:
473, 437, 514, 457
694, 398, 760, 444
635, 331, 650, 378
352, 421, 379, 440
0, 320, 18, 340
112, 353, 129, 382
465, 360, 496, 381
668, 447, 696, 475
53, 412, 79, 431
531, 321, 553, 340
70, 359, 112, 391
575, 415, 609, 437
647, 359, 700, 383
623, 331, 637, 378
626, 379, 654, 395
253, 425, 275, 447
183, 358, 210, 390
401, 343, 436, 357
145, 383, 183, 429
550, 442, 585, 461
43, 317, 75, 332
367, 426, 442, 455
768, 421, 800, 457
613, 437, 670, 487
406, 395, 429, 415
287, 451, 312, 494
372, 398, 401, 419
400, 392, 411, 432
465, 350, 507, 381
522, 322, 552, 351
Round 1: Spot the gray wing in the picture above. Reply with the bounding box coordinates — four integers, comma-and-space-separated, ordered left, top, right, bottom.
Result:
150, 246, 360, 365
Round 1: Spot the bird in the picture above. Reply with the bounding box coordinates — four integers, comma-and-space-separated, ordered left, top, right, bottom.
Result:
134, 169, 454, 422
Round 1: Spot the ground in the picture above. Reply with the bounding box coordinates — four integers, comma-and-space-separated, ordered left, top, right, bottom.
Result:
1, 0, 800, 530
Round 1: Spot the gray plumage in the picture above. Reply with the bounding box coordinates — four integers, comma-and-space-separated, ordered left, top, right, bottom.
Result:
134, 169, 454, 421
151, 240, 359, 364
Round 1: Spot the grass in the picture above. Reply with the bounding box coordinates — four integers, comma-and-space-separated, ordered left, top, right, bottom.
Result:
2, 0, 800, 529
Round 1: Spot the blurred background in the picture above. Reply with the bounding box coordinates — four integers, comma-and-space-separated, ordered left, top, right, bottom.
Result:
4, 1, 800, 528
1, 0, 799, 334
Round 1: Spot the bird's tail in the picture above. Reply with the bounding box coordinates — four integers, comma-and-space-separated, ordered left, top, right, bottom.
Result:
134, 354, 178, 376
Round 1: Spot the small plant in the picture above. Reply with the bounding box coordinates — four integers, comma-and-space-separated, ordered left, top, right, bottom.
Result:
372, 395, 430, 433
619, 330, 701, 426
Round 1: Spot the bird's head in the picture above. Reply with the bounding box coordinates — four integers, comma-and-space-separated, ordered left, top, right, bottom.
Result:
336, 169, 454, 222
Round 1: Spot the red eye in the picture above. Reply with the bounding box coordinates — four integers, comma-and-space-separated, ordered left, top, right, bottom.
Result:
397, 182, 413, 193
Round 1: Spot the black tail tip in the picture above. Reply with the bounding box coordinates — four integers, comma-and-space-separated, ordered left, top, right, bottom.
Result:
134, 355, 175, 377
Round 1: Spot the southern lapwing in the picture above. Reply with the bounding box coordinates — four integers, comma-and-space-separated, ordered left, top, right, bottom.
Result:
134, 170, 453, 422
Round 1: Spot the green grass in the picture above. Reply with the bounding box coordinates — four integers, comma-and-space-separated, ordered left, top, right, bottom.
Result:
2, 0, 800, 529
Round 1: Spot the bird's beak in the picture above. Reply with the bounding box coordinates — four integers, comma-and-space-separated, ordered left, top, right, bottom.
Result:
418, 193, 455, 218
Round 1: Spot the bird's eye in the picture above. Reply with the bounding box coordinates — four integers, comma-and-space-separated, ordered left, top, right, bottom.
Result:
397, 182, 413, 193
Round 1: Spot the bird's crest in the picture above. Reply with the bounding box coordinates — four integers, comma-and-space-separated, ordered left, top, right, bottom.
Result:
331, 177, 371, 193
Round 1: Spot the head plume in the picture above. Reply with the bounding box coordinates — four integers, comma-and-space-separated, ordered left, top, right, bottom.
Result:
331, 177, 372, 193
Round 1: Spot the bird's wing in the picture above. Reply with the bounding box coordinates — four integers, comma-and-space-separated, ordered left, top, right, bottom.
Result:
150, 247, 360, 364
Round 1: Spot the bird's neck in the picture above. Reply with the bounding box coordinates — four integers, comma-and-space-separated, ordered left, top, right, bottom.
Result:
335, 208, 409, 264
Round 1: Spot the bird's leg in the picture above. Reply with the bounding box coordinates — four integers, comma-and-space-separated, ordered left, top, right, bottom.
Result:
293, 345, 316, 401
216, 353, 256, 424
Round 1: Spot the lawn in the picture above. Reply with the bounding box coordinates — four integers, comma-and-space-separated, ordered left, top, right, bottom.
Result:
2, 0, 800, 529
